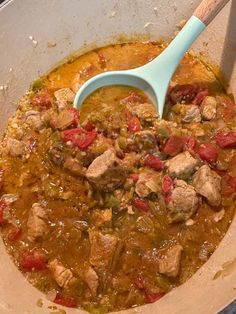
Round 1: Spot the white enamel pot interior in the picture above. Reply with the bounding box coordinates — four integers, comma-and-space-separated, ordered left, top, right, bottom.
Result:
0, 0, 236, 313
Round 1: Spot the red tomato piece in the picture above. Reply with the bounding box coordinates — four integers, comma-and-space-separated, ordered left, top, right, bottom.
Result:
143, 154, 164, 171
8, 227, 22, 242
32, 90, 53, 109
161, 176, 174, 194
133, 197, 149, 212
162, 136, 183, 156
54, 295, 77, 308
61, 128, 97, 150
228, 176, 236, 189
198, 143, 218, 164
145, 292, 165, 303
20, 250, 47, 271
128, 116, 142, 133
215, 131, 236, 148
170, 84, 199, 104
194, 89, 209, 105
129, 173, 139, 183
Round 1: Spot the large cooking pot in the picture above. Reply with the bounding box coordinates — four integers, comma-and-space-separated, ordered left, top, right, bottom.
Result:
0, 1, 235, 313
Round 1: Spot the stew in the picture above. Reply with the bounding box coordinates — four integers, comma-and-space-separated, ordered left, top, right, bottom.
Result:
0, 41, 235, 313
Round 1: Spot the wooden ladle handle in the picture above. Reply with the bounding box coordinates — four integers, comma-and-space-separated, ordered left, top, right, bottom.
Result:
193, 0, 230, 25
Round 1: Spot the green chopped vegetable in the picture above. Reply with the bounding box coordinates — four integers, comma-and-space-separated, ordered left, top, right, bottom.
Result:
30, 78, 43, 91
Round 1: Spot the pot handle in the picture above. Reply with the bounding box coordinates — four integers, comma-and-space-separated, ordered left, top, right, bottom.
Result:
193, 0, 230, 25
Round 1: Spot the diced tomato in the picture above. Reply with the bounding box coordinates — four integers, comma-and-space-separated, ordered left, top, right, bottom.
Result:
198, 143, 218, 164
7, 227, 22, 242
20, 250, 47, 271
162, 136, 183, 156
221, 174, 236, 196
222, 97, 235, 121
83, 120, 95, 131
228, 175, 236, 189
170, 84, 200, 104
61, 128, 97, 150
128, 116, 142, 133
194, 89, 209, 105
32, 90, 53, 109
129, 173, 139, 183
164, 194, 172, 204
215, 131, 236, 148
161, 176, 173, 194
143, 154, 164, 171
121, 91, 146, 105
222, 186, 235, 197
54, 295, 77, 308
145, 292, 165, 303
133, 197, 149, 212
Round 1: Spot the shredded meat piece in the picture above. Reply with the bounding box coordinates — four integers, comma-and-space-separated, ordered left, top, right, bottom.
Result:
6, 138, 25, 157
86, 149, 126, 191
27, 203, 49, 242
166, 151, 199, 179
158, 244, 183, 277
83, 266, 99, 296
54, 88, 75, 103
135, 172, 160, 198
200, 96, 217, 120
89, 229, 119, 268
48, 259, 76, 288
193, 165, 221, 207
167, 180, 199, 222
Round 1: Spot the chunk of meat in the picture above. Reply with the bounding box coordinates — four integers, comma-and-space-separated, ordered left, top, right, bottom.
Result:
63, 156, 85, 176
52, 108, 80, 130
83, 266, 99, 296
133, 103, 158, 122
158, 245, 183, 277
167, 180, 199, 222
24, 110, 43, 130
135, 172, 160, 197
198, 143, 218, 164
200, 96, 217, 120
161, 176, 174, 194
193, 165, 221, 207
54, 88, 75, 103
215, 131, 236, 149
86, 149, 126, 191
134, 130, 157, 151
162, 136, 183, 157
48, 259, 76, 288
6, 138, 25, 157
27, 203, 49, 242
182, 105, 201, 123
89, 229, 119, 268
94, 208, 112, 227
166, 151, 199, 179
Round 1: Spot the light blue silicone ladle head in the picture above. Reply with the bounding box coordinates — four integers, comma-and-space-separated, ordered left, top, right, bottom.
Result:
74, 0, 229, 117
